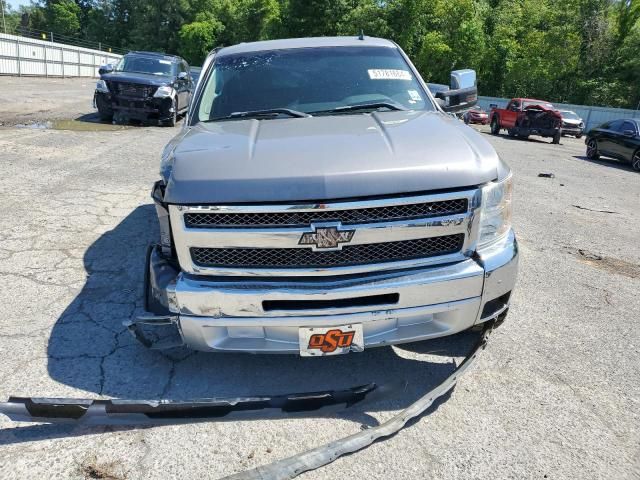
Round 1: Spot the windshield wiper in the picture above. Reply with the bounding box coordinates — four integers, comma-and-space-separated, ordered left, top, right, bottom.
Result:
207, 108, 311, 122
311, 102, 406, 115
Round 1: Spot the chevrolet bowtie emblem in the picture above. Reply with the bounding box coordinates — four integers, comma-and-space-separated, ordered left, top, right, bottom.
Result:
299, 226, 355, 249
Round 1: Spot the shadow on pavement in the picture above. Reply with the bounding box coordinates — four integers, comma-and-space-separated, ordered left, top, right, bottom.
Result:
481, 130, 553, 144
0, 205, 478, 445
573, 155, 635, 172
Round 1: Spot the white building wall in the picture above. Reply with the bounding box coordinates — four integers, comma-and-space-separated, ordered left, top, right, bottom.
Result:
0, 32, 122, 78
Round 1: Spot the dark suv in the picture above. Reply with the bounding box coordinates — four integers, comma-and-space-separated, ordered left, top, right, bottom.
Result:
94, 51, 194, 126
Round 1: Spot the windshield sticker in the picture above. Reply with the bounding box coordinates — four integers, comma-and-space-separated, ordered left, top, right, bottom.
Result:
159, 60, 172, 65
408, 90, 422, 102
368, 69, 412, 81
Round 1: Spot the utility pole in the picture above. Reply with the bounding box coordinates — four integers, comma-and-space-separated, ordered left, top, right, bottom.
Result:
1, 0, 7, 35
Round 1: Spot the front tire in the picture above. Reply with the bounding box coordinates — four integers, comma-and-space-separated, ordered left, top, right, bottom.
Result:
586, 138, 600, 160
162, 98, 177, 127
490, 117, 500, 135
632, 149, 640, 172
95, 95, 113, 122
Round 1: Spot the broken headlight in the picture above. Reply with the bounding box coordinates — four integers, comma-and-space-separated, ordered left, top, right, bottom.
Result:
95, 80, 109, 93
154, 86, 175, 98
478, 173, 513, 248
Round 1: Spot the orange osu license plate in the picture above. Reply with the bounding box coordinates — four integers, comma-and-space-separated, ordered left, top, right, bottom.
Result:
298, 324, 364, 356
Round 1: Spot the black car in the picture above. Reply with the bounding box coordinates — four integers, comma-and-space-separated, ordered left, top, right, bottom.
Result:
586, 118, 640, 172
94, 51, 194, 126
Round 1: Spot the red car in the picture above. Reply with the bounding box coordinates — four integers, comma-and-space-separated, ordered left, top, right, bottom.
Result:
463, 107, 489, 125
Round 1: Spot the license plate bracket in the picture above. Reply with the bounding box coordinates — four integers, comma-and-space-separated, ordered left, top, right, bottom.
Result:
298, 324, 364, 357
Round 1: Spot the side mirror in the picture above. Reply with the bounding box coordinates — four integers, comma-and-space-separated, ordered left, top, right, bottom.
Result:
178, 71, 188, 81
98, 64, 113, 75
436, 69, 478, 113
622, 129, 636, 137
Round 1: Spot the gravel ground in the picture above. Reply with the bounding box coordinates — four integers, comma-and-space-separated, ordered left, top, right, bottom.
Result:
0, 83, 639, 480
0, 77, 96, 126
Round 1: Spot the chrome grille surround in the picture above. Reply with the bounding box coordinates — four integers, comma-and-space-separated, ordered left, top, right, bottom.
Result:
169, 189, 482, 277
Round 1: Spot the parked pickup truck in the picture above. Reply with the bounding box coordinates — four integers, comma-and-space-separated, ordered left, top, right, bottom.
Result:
489, 98, 562, 144
128, 36, 518, 355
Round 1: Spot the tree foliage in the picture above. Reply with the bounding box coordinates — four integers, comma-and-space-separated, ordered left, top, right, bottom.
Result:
7, 0, 640, 108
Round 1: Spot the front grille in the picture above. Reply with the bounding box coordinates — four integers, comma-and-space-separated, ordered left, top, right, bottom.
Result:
190, 234, 464, 269
109, 82, 156, 98
184, 199, 468, 229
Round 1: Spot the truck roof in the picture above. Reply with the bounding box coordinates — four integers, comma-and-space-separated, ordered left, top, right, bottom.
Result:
514, 98, 551, 103
217, 36, 397, 57
128, 51, 181, 62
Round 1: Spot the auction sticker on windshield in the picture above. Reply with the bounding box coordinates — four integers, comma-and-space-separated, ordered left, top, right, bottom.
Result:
368, 69, 412, 81
299, 324, 364, 356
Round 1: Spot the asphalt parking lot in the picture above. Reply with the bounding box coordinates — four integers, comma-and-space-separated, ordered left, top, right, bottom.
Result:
0, 78, 638, 480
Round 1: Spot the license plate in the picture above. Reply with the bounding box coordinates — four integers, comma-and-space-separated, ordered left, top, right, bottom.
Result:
298, 324, 364, 357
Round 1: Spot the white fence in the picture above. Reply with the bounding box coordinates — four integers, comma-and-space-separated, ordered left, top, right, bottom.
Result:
0, 32, 122, 78
478, 95, 640, 132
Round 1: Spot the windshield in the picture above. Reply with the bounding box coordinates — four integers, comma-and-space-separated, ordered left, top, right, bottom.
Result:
523, 100, 554, 109
561, 111, 580, 120
190, 67, 202, 82
196, 46, 433, 122
115, 55, 175, 76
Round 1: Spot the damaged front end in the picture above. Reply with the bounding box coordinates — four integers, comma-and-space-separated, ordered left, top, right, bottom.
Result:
124, 181, 183, 349
127, 178, 518, 353
520, 105, 562, 138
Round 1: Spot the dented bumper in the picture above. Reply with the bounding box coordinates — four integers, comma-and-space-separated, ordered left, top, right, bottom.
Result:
128, 231, 518, 353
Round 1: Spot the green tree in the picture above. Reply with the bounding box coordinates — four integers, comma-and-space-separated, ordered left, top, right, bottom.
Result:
47, 0, 82, 36
178, 12, 225, 64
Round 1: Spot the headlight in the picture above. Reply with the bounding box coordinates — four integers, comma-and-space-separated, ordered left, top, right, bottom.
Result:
478, 174, 513, 247
154, 86, 175, 98
95, 80, 109, 93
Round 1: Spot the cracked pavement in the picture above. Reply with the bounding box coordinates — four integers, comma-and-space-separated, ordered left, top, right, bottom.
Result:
0, 81, 639, 479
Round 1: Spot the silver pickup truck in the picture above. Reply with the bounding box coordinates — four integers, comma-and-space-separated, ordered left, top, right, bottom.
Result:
128, 36, 518, 356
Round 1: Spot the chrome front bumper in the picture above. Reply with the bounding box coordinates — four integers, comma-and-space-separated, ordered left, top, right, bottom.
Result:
131, 231, 517, 353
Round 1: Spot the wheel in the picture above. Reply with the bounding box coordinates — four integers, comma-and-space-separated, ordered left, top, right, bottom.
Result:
95, 95, 113, 122
552, 131, 561, 144
586, 138, 599, 159
632, 149, 640, 172
162, 98, 177, 127
576, 134, 582, 139
490, 117, 500, 135
507, 128, 516, 137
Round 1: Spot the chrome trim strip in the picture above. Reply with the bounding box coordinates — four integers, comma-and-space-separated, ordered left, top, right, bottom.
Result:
175, 189, 476, 213
174, 257, 484, 317
173, 215, 468, 249
183, 298, 479, 327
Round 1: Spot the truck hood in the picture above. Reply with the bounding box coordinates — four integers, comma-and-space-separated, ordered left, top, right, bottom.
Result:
164, 110, 502, 204
100, 71, 172, 87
